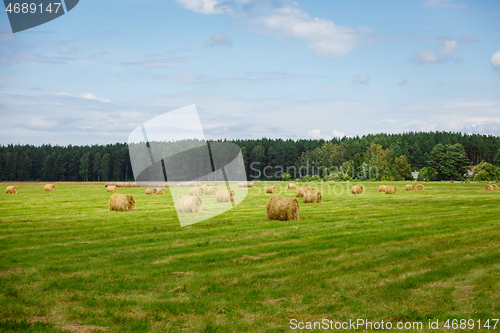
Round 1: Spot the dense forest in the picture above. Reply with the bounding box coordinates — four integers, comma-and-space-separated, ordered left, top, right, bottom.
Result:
1, 132, 500, 182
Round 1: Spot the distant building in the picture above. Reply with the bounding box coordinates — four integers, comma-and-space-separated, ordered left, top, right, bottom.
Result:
467, 165, 476, 178
411, 170, 419, 180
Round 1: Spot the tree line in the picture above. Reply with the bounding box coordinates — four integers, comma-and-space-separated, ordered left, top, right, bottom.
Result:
1, 131, 500, 182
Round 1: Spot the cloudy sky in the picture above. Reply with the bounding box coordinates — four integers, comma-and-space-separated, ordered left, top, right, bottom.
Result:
0, 0, 499, 145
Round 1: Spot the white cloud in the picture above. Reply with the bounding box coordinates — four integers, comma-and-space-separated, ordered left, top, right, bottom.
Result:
416, 49, 440, 63
208, 33, 232, 47
491, 50, 500, 69
80, 93, 110, 103
174, 0, 231, 14
121, 58, 187, 68
424, 0, 468, 9
159, 72, 204, 83
414, 40, 458, 64
441, 40, 458, 55
55, 92, 110, 103
249, 3, 371, 58
174, 0, 371, 58
308, 129, 322, 139
353, 74, 370, 85
332, 130, 346, 138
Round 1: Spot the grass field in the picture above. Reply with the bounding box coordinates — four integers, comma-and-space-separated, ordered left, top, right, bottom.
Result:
1, 181, 500, 332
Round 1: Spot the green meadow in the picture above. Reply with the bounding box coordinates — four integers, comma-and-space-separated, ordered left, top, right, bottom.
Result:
0, 182, 499, 332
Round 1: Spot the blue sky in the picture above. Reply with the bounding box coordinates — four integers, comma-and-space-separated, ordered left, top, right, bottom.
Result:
0, 0, 499, 145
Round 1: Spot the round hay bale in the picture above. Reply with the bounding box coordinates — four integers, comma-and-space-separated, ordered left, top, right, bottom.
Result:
109, 194, 135, 211
145, 188, 157, 195
287, 183, 296, 189
303, 190, 322, 203
405, 184, 415, 191
378, 185, 386, 192
204, 187, 217, 195
385, 186, 397, 194
296, 187, 310, 197
266, 197, 300, 221
189, 187, 204, 196
5, 186, 18, 194
176, 195, 202, 213
238, 182, 255, 187
107, 185, 118, 193
351, 185, 364, 195
265, 186, 276, 194
491, 184, 499, 191
216, 190, 234, 203
415, 184, 424, 191
44, 184, 55, 191
156, 188, 165, 195
484, 185, 493, 191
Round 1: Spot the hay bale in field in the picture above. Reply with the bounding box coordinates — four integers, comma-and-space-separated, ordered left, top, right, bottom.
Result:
5, 186, 18, 194
288, 183, 296, 189
265, 186, 276, 194
484, 185, 493, 191
216, 190, 234, 203
405, 184, 415, 191
107, 185, 117, 193
266, 197, 300, 221
378, 185, 386, 192
189, 187, 205, 196
385, 186, 397, 194
204, 187, 217, 195
44, 184, 55, 191
109, 194, 135, 211
296, 187, 310, 197
156, 188, 165, 195
303, 190, 322, 203
351, 185, 364, 195
145, 188, 157, 195
415, 184, 424, 191
176, 195, 202, 213
238, 182, 255, 187
491, 184, 499, 190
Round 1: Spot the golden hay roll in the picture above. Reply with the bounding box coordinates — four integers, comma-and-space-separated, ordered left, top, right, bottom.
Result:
5, 186, 18, 194
216, 190, 234, 203
266, 197, 300, 221
296, 187, 310, 197
288, 183, 297, 189
189, 187, 204, 196
176, 195, 202, 213
238, 182, 255, 187
351, 185, 364, 195
378, 185, 386, 192
385, 186, 397, 194
265, 186, 276, 194
491, 184, 499, 190
484, 185, 493, 191
405, 184, 415, 191
156, 188, 165, 195
415, 184, 424, 191
303, 190, 322, 203
44, 184, 55, 191
107, 185, 118, 193
109, 194, 135, 211
204, 187, 217, 195
145, 188, 157, 195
